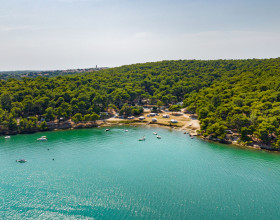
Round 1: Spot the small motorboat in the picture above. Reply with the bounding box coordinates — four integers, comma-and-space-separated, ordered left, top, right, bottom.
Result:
125, 130, 128, 132
139, 136, 145, 141
37, 136, 47, 141
105, 129, 110, 131
156, 135, 161, 139
4, 136, 11, 139
16, 159, 27, 163
153, 132, 157, 135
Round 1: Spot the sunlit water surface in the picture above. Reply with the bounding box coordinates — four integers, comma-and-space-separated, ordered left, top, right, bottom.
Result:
0, 126, 280, 219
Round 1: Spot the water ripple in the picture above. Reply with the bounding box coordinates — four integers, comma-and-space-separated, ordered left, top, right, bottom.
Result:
0, 127, 280, 219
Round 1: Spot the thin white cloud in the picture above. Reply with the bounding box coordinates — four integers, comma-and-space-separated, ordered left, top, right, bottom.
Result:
0, 25, 34, 33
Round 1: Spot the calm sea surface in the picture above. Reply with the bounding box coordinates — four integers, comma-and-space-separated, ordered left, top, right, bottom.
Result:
0, 126, 280, 219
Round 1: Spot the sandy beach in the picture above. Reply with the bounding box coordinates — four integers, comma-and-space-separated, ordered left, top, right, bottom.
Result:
105, 110, 200, 135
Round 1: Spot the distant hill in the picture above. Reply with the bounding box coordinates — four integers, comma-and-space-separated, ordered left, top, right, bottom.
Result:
1, 58, 280, 148
0, 67, 108, 80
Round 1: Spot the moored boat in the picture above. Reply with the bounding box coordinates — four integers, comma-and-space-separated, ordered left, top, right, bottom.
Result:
37, 136, 47, 141
16, 159, 27, 163
139, 136, 145, 141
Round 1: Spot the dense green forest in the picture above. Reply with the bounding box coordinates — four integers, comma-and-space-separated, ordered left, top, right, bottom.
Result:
0, 58, 280, 148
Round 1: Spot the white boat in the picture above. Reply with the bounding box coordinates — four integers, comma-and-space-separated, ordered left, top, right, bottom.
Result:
125, 130, 128, 132
156, 135, 161, 139
139, 136, 145, 141
105, 129, 110, 131
153, 132, 157, 135
16, 159, 27, 163
37, 136, 47, 141
4, 136, 11, 139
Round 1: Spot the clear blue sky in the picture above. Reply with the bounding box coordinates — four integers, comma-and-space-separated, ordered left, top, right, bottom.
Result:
0, 0, 279, 70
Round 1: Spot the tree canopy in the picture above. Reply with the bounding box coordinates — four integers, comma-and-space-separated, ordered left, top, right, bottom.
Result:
0, 58, 280, 148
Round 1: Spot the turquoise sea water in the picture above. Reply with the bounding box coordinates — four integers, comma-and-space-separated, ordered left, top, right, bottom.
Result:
0, 126, 280, 219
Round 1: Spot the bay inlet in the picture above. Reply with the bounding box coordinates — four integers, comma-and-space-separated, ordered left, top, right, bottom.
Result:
0, 126, 280, 219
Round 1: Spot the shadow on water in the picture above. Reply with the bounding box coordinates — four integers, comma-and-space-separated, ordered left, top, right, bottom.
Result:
10, 205, 131, 219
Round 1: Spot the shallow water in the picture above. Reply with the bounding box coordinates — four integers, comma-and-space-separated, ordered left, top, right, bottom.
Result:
0, 126, 280, 219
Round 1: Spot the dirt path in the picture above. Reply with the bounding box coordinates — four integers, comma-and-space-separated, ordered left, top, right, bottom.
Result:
180, 112, 200, 135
